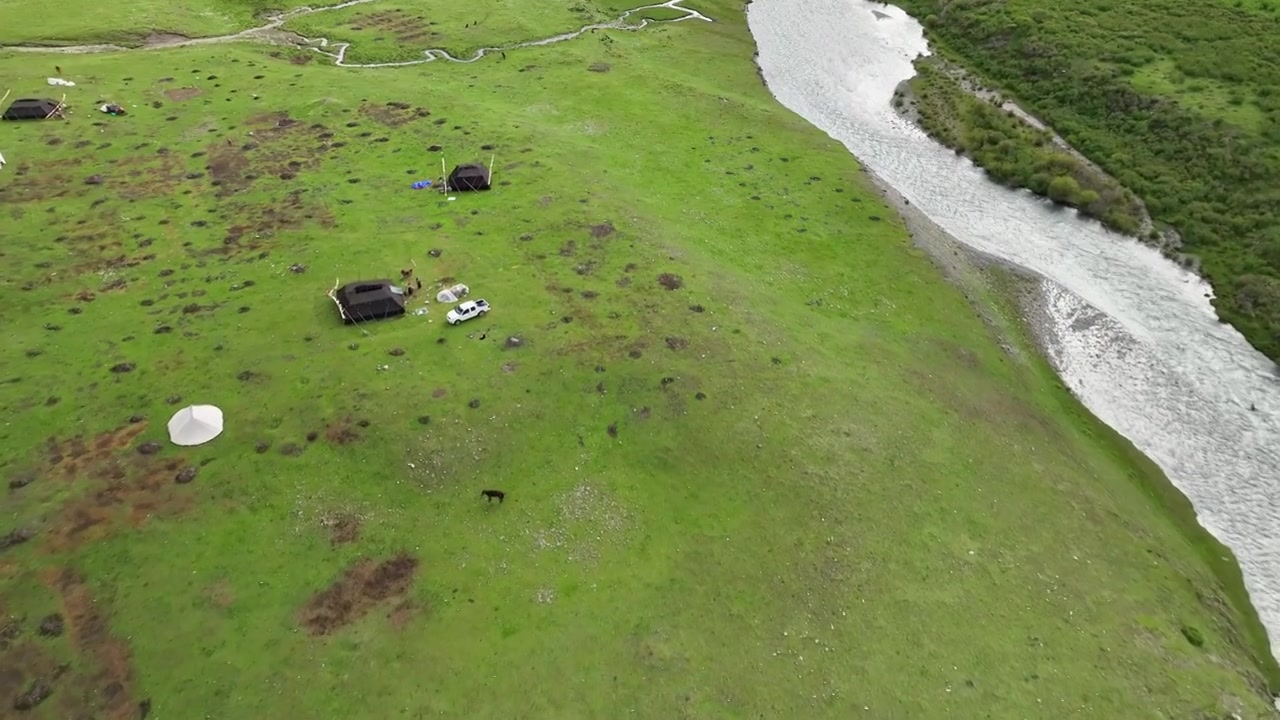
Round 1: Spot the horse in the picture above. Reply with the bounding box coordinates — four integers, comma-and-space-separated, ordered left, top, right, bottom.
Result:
481, 489, 505, 504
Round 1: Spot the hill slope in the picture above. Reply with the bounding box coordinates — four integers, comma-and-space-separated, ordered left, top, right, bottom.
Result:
0, 1, 1276, 717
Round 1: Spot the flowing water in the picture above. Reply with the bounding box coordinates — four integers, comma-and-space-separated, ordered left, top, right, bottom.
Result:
747, 0, 1280, 654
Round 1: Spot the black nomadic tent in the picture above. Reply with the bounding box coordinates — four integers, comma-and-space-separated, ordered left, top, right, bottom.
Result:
447, 163, 491, 192
2, 98, 62, 121
335, 280, 406, 324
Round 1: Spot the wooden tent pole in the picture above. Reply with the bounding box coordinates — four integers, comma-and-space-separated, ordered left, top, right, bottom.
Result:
0, 89, 10, 107
441, 155, 447, 194
488, 153, 495, 190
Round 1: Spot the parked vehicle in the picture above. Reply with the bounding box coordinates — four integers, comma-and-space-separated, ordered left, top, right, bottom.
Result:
446, 299, 490, 325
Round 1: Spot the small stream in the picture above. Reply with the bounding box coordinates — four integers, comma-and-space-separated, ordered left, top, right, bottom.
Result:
748, 0, 1280, 656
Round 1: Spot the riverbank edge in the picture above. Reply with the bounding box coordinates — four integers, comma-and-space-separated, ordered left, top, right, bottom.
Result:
889, 53, 1204, 274
866, 162, 1280, 694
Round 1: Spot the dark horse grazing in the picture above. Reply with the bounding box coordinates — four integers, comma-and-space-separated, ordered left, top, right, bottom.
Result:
481, 489, 506, 504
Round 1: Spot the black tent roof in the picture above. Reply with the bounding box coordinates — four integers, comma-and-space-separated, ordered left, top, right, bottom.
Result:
2, 98, 61, 121
448, 163, 491, 192
336, 280, 406, 324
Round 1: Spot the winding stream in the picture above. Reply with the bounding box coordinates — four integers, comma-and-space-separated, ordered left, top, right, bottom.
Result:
748, 0, 1280, 656
0, 0, 711, 66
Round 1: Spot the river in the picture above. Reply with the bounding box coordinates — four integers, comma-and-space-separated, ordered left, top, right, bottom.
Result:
747, 0, 1280, 655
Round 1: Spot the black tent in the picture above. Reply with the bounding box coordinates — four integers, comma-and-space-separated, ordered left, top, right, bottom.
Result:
336, 280, 406, 324
2, 98, 61, 121
447, 163, 491, 192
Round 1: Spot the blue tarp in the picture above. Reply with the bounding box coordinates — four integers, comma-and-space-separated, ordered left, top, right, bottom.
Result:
411, 179, 433, 190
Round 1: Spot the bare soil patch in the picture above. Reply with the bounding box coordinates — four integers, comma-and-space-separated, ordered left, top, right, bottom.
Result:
324, 419, 363, 446
589, 222, 615, 238
37, 423, 195, 552
657, 273, 684, 290
359, 102, 430, 127
43, 567, 138, 719
321, 512, 361, 546
163, 87, 202, 101
299, 553, 419, 635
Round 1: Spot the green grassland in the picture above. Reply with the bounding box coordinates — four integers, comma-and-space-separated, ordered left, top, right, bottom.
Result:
902, 0, 1280, 363
0, 0, 320, 46
282, 0, 617, 64
898, 58, 1147, 236
0, 1, 1277, 718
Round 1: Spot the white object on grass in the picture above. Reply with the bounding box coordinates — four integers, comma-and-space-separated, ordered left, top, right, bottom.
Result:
435, 283, 469, 304
167, 405, 224, 446
47, 77, 75, 87
446, 298, 490, 326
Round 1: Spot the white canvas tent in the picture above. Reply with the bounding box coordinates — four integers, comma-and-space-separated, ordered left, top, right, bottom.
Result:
167, 405, 224, 446
436, 283, 469, 304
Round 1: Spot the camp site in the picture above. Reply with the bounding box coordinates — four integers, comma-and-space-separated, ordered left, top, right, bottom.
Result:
1, 0, 1278, 718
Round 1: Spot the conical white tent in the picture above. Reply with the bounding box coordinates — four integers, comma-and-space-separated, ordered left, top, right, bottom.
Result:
167, 405, 224, 446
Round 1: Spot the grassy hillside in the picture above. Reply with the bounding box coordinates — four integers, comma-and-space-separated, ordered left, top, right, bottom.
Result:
896, 0, 1280, 364
0, 1, 1277, 717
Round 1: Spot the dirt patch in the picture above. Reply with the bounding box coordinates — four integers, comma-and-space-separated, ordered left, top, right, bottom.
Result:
387, 600, 416, 630
43, 568, 137, 719
27, 423, 196, 553
431, 388, 447, 398
279, 442, 304, 457
657, 273, 684, 290
359, 102, 430, 127
321, 513, 361, 546
589, 222, 615, 238
37, 615, 64, 638
344, 9, 438, 48
299, 553, 419, 635
163, 87, 202, 101
665, 336, 688, 350
324, 419, 363, 446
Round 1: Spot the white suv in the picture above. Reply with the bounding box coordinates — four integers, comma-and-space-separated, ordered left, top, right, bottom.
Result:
446, 299, 490, 325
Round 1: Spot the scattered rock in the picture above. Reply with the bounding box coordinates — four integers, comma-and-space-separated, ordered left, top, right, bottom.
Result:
84, 175, 104, 185
13, 679, 51, 710
0, 527, 35, 550
110, 362, 136, 374
137, 442, 162, 456
427, 248, 442, 258
467, 398, 481, 409
289, 263, 307, 274
37, 614, 64, 637
174, 467, 197, 484
657, 273, 684, 290
503, 336, 523, 349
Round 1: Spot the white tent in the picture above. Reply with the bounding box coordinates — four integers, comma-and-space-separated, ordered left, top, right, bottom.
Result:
167, 405, 224, 446
436, 283, 469, 304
